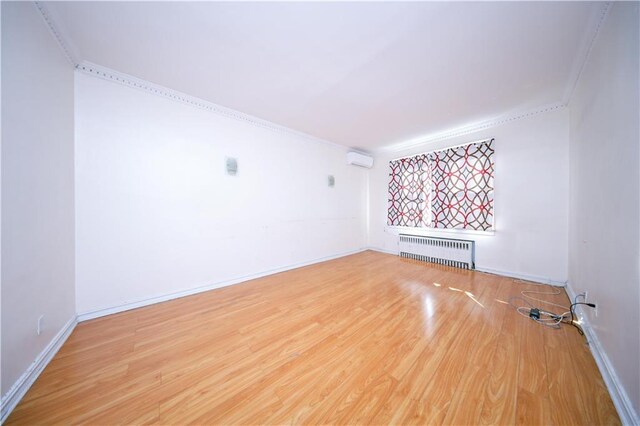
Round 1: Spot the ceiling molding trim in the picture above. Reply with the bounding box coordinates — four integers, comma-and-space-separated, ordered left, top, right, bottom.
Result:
562, 2, 612, 105
378, 102, 566, 154
34, 1, 348, 153
34, 1, 80, 67
76, 61, 348, 151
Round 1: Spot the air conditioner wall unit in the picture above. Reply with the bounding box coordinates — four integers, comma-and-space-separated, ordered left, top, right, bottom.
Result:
346, 151, 374, 168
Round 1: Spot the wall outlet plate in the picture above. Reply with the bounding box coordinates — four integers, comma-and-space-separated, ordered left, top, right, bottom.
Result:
576, 291, 588, 303
37, 315, 44, 335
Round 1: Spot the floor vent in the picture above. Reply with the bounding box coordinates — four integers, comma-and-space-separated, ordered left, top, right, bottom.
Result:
399, 234, 475, 269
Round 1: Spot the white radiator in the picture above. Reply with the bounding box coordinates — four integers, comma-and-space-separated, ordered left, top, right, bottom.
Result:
399, 234, 475, 269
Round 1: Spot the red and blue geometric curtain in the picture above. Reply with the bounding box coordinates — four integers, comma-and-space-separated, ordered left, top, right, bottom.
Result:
387, 139, 494, 231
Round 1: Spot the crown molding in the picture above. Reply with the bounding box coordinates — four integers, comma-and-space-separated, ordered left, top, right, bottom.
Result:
562, 2, 612, 105
33, 0, 349, 152
377, 102, 566, 154
76, 61, 349, 151
34, 0, 603, 154
34, 1, 80, 67
365, 2, 611, 154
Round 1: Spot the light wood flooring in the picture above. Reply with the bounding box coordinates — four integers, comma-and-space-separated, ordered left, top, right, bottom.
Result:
7, 251, 619, 425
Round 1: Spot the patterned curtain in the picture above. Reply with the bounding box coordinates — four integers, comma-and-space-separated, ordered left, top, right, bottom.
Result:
387, 154, 431, 227
430, 139, 494, 231
387, 139, 494, 231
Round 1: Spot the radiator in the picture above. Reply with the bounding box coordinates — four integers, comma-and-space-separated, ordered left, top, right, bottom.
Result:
399, 234, 475, 269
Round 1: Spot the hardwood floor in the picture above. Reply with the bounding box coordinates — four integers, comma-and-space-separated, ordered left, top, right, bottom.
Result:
7, 251, 619, 425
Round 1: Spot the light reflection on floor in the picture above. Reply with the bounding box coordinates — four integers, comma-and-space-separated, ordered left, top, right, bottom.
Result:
399, 279, 490, 337
464, 291, 485, 308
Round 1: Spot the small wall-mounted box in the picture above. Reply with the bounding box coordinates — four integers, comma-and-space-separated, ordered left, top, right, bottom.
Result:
346, 151, 374, 168
226, 157, 238, 176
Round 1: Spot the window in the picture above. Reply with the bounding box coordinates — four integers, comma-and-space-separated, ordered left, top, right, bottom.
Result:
387, 138, 495, 231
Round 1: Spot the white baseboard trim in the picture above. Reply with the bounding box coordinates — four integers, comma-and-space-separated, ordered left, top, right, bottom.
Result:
367, 247, 566, 287
77, 248, 367, 322
1, 315, 78, 423
475, 266, 566, 287
365, 246, 398, 256
565, 283, 640, 425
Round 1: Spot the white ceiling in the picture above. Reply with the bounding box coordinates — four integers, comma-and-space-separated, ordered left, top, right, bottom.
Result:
46, 1, 604, 151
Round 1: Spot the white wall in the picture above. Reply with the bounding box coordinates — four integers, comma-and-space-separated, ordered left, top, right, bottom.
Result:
74, 72, 368, 316
568, 2, 639, 418
369, 108, 570, 284
1, 1, 76, 398
1, 2, 636, 421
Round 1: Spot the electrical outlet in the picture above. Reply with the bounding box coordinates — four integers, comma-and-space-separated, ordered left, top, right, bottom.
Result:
37, 315, 44, 335
583, 291, 588, 303
594, 302, 598, 317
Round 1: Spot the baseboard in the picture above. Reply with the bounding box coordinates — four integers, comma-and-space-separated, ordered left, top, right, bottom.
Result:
0, 315, 78, 423
565, 283, 640, 425
77, 248, 367, 322
475, 266, 566, 287
365, 246, 398, 256
367, 247, 566, 286
4, 255, 633, 425
371, 247, 637, 422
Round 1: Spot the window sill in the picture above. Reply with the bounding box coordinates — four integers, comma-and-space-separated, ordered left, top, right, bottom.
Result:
386, 225, 495, 237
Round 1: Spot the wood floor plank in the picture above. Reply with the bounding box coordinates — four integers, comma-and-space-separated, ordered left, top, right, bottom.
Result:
544, 322, 598, 426
6, 251, 619, 425
515, 388, 553, 426
480, 331, 520, 425
562, 323, 621, 425
398, 279, 500, 425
